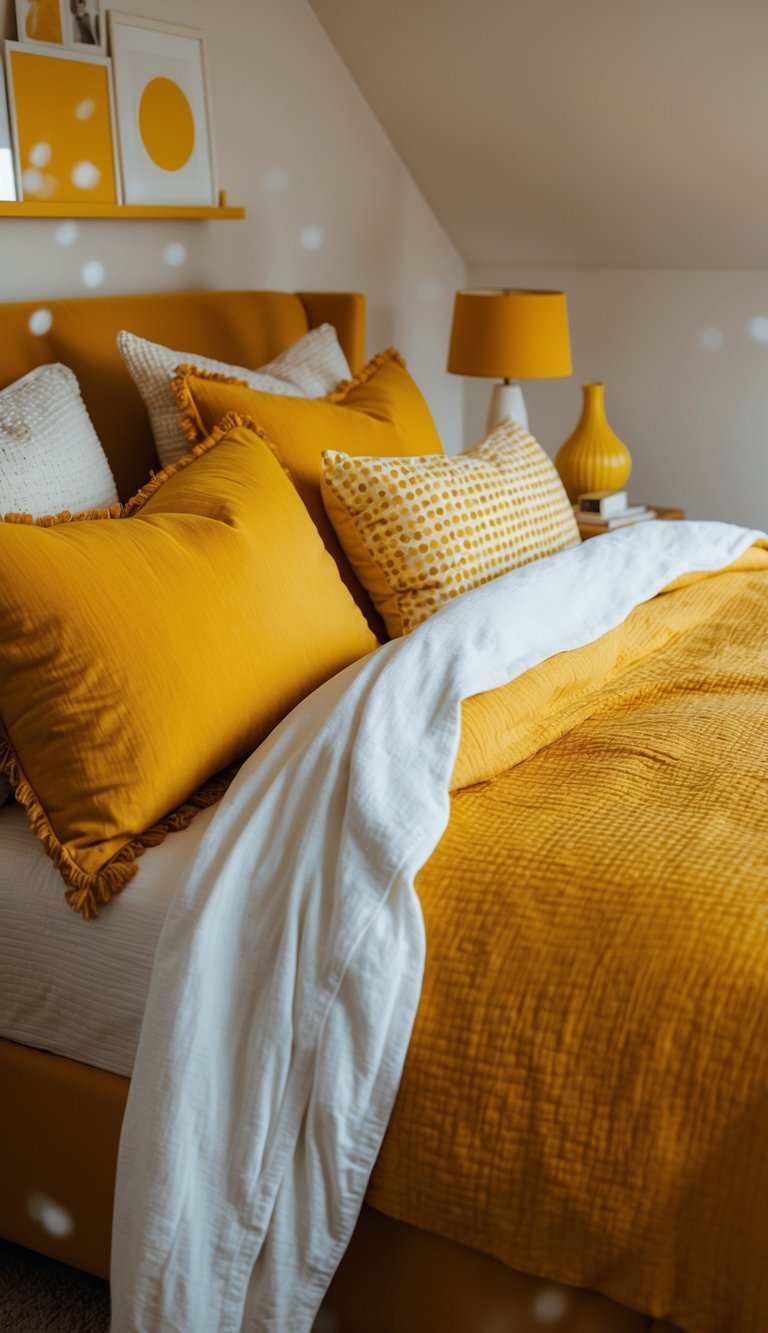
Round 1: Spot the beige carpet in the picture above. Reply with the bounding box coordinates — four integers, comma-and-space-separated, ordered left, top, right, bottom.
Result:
0, 1240, 109, 1332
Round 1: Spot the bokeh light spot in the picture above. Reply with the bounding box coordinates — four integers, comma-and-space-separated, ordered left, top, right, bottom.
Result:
22, 167, 44, 195
27, 1192, 74, 1238
699, 327, 724, 351
299, 224, 325, 252
163, 241, 188, 267
55, 220, 79, 246
748, 316, 768, 344
72, 160, 100, 190
81, 260, 105, 288
29, 141, 51, 169
28, 308, 53, 336
532, 1284, 569, 1323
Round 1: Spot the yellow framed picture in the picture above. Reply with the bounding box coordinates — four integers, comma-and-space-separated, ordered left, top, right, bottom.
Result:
14, 0, 65, 46
4, 40, 120, 203
108, 13, 216, 206
14, 0, 104, 52
65, 0, 105, 54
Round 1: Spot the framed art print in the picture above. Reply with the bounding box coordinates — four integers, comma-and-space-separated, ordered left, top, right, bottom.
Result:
14, 0, 65, 45
4, 41, 120, 203
108, 13, 217, 206
65, 0, 105, 53
0, 61, 17, 200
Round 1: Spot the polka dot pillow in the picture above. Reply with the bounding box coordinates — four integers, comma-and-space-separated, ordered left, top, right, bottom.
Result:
320, 419, 581, 637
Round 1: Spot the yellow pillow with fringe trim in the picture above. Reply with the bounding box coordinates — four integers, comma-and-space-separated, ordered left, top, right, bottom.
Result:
0, 415, 378, 917
320, 419, 582, 638
171, 349, 444, 637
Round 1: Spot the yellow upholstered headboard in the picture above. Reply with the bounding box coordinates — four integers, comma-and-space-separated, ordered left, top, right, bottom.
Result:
0, 289, 366, 499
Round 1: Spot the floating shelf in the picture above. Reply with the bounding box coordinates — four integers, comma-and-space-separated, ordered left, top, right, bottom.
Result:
0, 192, 245, 220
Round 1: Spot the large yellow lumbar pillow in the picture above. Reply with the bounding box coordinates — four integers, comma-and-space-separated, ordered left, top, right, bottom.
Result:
320, 419, 582, 638
0, 417, 378, 917
172, 349, 444, 634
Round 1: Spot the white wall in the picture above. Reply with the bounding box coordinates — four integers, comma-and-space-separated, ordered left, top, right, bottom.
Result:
466, 266, 768, 530
0, 0, 465, 450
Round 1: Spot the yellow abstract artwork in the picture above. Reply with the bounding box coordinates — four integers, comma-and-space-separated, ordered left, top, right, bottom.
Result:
5, 44, 119, 204
22, 0, 62, 43
138, 77, 195, 172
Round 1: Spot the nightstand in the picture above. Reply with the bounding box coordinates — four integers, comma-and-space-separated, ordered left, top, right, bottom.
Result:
577, 506, 685, 540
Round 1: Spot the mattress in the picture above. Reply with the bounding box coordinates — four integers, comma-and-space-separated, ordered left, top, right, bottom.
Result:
0, 800, 216, 1076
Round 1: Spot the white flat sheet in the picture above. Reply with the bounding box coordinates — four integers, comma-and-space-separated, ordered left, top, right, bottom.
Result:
0, 799, 218, 1077
110, 521, 764, 1333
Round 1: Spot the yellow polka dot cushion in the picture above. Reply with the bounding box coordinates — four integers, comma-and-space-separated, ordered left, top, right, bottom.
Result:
320, 419, 582, 638
0, 416, 378, 918
171, 348, 444, 634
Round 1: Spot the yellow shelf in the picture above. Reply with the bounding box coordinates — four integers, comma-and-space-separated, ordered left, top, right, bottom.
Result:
0, 194, 245, 220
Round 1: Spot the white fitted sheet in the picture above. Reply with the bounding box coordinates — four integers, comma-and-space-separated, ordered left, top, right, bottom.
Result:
0, 799, 218, 1077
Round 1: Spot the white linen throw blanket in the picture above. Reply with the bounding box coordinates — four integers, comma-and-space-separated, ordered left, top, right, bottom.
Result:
110, 521, 762, 1333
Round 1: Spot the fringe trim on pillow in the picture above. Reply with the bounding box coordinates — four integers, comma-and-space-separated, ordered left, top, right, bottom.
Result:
1, 416, 263, 527
0, 729, 239, 920
172, 350, 408, 446
121, 412, 262, 513
3, 502, 124, 526
324, 348, 405, 404
171, 363, 268, 447
169, 374, 304, 485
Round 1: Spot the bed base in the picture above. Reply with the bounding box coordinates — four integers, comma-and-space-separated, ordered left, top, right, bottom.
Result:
0, 1038, 681, 1332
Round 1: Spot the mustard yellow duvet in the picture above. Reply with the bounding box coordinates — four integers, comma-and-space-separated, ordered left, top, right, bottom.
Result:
110, 524, 766, 1333
369, 547, 768, 1333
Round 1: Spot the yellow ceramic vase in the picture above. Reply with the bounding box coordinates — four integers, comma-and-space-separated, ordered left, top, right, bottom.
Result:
555, 381, 632, 502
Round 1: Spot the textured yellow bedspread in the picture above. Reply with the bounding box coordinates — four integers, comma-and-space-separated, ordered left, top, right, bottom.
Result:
367, 547, 768, 1333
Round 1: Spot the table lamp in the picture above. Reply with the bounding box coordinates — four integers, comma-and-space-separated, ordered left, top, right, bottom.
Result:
447, 288, 572, 434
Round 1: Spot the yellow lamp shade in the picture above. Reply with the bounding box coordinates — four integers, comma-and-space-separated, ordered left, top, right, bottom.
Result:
447, 289, 572, 380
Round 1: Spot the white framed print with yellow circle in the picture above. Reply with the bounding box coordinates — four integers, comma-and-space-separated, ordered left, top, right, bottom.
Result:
108, 13, 216, 206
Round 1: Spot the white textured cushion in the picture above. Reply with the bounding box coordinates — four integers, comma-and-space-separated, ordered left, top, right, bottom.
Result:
0, 364, 119, 518
118, 324, 352, 468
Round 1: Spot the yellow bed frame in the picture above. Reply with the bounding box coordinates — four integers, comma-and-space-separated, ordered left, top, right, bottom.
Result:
0, 289, 678, 1333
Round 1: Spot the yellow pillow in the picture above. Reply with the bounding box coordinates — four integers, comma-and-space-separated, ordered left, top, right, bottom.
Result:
172, 349, 444, 635
320, 419, 582, 638
0, 416, 378, 917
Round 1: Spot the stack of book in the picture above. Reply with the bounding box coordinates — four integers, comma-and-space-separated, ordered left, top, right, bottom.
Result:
575, 490, 656, 531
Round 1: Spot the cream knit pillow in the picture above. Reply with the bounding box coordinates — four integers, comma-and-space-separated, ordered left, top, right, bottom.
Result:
118, 323, 352, 468
321, 420, 581, 637
0, 364, 119, 519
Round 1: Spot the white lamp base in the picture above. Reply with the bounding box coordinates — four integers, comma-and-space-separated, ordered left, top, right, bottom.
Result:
486, 381, 528, 434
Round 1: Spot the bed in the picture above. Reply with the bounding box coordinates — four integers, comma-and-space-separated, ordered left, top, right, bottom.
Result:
1, 287, 766, 1333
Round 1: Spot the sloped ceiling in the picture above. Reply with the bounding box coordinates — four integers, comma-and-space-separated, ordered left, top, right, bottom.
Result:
309, 0, 768, 269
